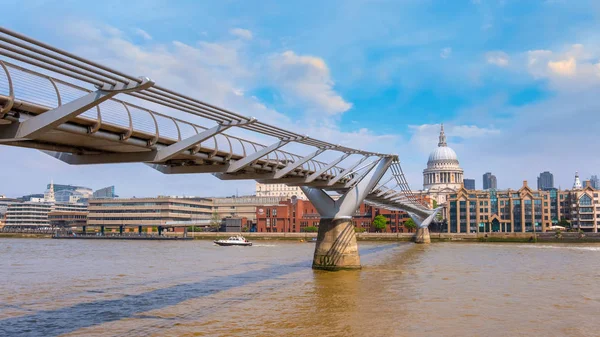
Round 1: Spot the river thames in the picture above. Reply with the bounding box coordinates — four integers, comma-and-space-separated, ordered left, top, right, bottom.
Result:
1, 239, 599, 336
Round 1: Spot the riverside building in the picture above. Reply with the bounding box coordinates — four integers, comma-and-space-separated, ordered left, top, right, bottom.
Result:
87, 197, 213, 231
255, 197, 414, 233
445, 176, 600, 233
4, 202, 87, 229
255, 182, 307, 200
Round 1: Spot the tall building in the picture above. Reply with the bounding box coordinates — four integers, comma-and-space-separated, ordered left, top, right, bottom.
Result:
422, 124, 464, 204
255, 182, 307, 200
463, 179, 475, 190
482, 172, 497, 190
590, 175, 599, 189
48, 183, 93, 203
537, 171, 554, 190
93, 186, 117, 199
573, 171, 583, 189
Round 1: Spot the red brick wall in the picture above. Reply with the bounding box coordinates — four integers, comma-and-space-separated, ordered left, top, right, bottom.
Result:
255, 199, 414, 233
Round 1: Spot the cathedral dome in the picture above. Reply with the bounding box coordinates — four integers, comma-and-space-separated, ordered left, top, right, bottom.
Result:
428, 146, 458, 163
422, 124, 464, 193
426, 124, 460, 166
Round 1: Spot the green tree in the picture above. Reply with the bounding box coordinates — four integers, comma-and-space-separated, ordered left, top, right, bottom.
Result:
373, 215, 387, 233
303, 226, 318, 232
355, 227, 366, 233
558, 218, 571, 229
404, 218, 417, 232
210, 211, 221, 231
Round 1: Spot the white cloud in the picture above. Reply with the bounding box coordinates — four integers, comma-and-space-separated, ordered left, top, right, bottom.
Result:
269, 51, 352, 115
440, 47, 452, 59
548, 57, 576, 76
485, 51, 509, 66
229, 28, 253, 40
134, 28, 152, 41
408, 123, 499, 154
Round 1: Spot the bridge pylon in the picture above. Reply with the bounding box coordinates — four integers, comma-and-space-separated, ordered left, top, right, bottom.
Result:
407, 208, 443, 244
301, 156, 393, 270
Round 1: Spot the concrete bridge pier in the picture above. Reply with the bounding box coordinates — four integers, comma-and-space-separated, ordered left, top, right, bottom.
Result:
408, 208, 443, 244
415, 227, 431, 244
302, 157, 393, 271
312, 217, 361, 270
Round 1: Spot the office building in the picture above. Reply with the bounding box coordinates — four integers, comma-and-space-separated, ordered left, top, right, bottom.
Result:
537, 171, 554, 190
93, 186, 117, 199
463, 179, 475, 190
255, 182, 307, 200
445, 177, 600, 233
87, 197, 213, 230
255, 198, 414, 233
4, 202, 87, 229
590, 175, 599, 189
482, 172, 497, 190
49, 183, 93, 203
212, 196, 286, 223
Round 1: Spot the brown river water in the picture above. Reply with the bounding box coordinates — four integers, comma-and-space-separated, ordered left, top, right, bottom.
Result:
1, 239, 599, 336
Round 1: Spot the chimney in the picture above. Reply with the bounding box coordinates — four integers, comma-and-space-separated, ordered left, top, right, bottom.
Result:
523, 180, 528, 187
585, 180, 591, 188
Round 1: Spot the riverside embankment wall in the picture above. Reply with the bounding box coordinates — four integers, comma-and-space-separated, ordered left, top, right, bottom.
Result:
3, 231, 600, 243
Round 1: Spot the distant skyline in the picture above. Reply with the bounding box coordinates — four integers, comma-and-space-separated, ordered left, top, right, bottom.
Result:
3, 1, 600, 197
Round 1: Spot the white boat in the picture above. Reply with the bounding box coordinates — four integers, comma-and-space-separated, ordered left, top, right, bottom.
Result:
214, 235, 252, 246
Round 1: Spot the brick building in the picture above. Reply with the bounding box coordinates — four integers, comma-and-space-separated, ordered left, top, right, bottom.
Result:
255, 198, 415, 233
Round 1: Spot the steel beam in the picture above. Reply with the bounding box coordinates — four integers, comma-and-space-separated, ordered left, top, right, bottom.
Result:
147, 164, 228, 174
326, 155, 369, 186
226, 137, 300, 173
153, 118, 255, 162
343, 160, 379, 188
273, 148, 326, 179
305, 153, 350, 183
44, 151, 157, 164
302, 156, 393, 219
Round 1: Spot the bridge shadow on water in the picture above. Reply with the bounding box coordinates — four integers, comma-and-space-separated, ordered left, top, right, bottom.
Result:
0, 244, 399, 337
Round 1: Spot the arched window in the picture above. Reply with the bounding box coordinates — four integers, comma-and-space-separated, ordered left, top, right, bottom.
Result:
579, 194, 592, 206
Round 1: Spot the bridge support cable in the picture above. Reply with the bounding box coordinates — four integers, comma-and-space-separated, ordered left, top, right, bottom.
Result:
225, 136, 305, 173
300, 156, 393, 270
273, 147, 330, 179
326, 155, 370, 186
305, 153, 351, 183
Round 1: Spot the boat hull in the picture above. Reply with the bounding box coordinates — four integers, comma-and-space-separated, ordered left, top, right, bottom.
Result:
214, 241, 252, 246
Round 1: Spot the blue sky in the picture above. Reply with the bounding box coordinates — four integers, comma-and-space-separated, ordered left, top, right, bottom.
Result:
2, 0, 600, 197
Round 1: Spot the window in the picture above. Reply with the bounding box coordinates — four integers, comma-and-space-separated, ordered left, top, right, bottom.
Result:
580, 194, 593, 206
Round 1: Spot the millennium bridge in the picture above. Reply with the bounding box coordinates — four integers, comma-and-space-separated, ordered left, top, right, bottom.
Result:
0, 26, 441, 270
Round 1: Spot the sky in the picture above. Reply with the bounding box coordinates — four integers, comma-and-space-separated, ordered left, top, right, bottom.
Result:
2, 0, 600, 198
